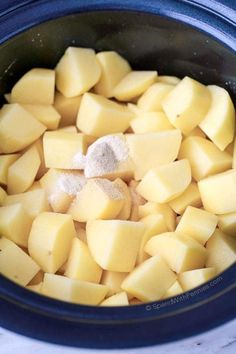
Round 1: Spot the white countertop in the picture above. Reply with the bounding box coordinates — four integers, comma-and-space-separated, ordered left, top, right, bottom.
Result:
1, 318, 236, 354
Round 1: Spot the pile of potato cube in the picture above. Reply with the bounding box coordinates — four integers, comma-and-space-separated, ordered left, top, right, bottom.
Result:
0, 47, 236, 306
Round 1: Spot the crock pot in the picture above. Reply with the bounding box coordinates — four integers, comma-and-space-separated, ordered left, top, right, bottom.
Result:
0, 0, 235, 349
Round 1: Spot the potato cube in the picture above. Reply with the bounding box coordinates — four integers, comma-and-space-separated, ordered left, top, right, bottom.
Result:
145, 232, 207, 273
11, 68, 55, 104
94, 51, 131, 98
43, 131, 87, 169
198, 169, 236, 214
169, 182, 202, 214
101, 271, 128, 297
164, 281, 183, 298
56, 47, 101, 97
76, 93, 133, 137
67, 178, 125, 222
41, 273, 108, 305
0, 154, 20, 185
186, 126, 206, 138
138, 202, 176, 231
0, 104, 46, 153
0, 187, 7, 205
100, 292, 129, 306
121, 255, 176, 301
114, 178, 132, 220
176, 206, 218, 245
0, 236, 40, 286
137, 83, 174, 111
157, 76, 181, 85
65, 238, 102, 283
128, 180, 146, 222
23, 104, 61, 130
126, 130, 182, 180
113, 71, 157, 101
206, 229, 236, 273
162, 76, 211, 134
3, 189, 51, 219
7, 146, 41, 194
87, 219, 145, 272
28, 212, 76, 273
179, 268, 216, 291
178, 136, 232, 181
54, 91, 82, 126
137, 159, 191, 203
130, 112, 174, 133
29, 138, 47, 179
0, 203, 32, 247
59, 125, 77, 133
218, 212, 236, 237
199, 85, 235, 150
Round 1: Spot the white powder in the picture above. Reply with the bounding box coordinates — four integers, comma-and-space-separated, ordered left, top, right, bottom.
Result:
57, 173, 87, 196
72, 152, 86, 169
93, 178, 124, 200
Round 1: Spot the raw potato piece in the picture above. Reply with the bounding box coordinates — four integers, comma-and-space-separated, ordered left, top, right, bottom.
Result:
43, 131, 87, 169
178, 136, 232, 181
113, 71, 157, 101
145, 232, 207, 273
176, 206, 218, 245
0, 104, 46, 153
65, 238, 102, 283
218, 212, 236, 237
23, 104, 61, 130
162, 76, 211, 135
114, 178, 132, 220
169, 182, 202, 214
198, 169, 236, 214
87, 219, 145, 272
101, 271, 128, 297
126, 130, 182, 180
179, 268, 216, 291
121, 255, 176, 302
30, 138, 47, 180
94, 51, 131, 97
67, 179, 125, 222
28, 212, 76, 273
137, 83, 174, 111
137, 159, 191, 203
0, 154, 20, 185
7, 146, 41, 194
164, 281, 183, 298
157, 76, 181, 85
130, 112, 173, 134
206, 229, 236, 273
0, 203, 32, 247
0, 237, 40, 286
76, 93, 133, 137
56, 47, 101, 97
54, 92, 82, 127
0, 187, 7, 205
199, 85, 235, 150
42, 273, 108, 305
100, 292, 129, 306
186, 126, 206, 138
138, 202, 176, 231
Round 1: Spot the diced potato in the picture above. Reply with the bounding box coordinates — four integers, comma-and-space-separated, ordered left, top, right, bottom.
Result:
0, 187, 7, 205
28, 212, 76, 273
100, 292, 129, 306
139, 202, 176, 231
199, 85, 235, 150
126, 130, 182, 180
0, 154, 20, 185
41, 273, 108, 305
169, 182, 202, 214
164, 281, 183, 298
137, 159, 191, 203
0, 236, 40, 286
186, 126, 206, 138
178, 136, 232, 181
162, 77, 211, 135
145, 232, 207, 273
137, 214, 168, 264
101, 271, 128, 297
11, 68, 55, 105
176, 206, 218, 245
206, 229, 236, 273
157, 76, 181, 85
0, 104, 46, 153
43, 131, 87, 169
27, 282, 42, 293
76, 93, 133, 137
59, 125, 77, 133
113, 71, 157, 101
198, 169, 236, 214
0, 203, 32, 247
65, 238, 102, 283
121, 255, 176, 301
87, 219, 145, 272
179, 268, 216, 291
130, 112, 173, 133
218, 212, 236, 237
67, 178, 125, 222
30, 138, 47, 179
74, 221, 87, 244
137, 83, 174, 111
54, 91, 82, 127
7, 146, 41, 194
27, 182, 42, 191
3, 189, 51, 219
56, 47, 101, 97
127, 103, 143, 115
114, 178, 132, 220
23, 104, 61, 130
28, 270, 44, 285
94, 51, 131, 97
